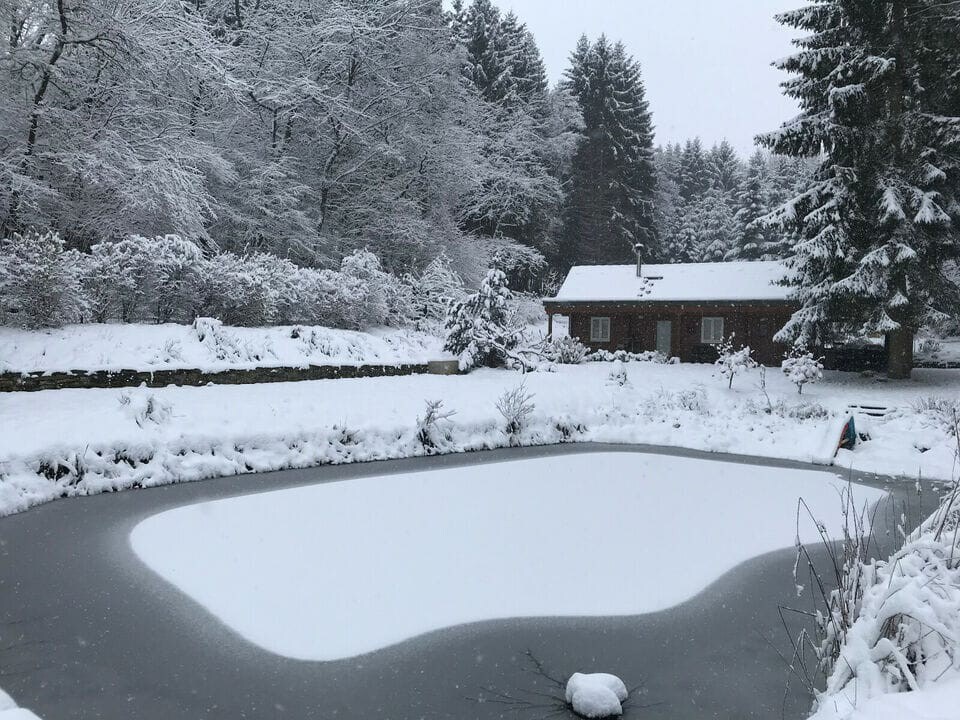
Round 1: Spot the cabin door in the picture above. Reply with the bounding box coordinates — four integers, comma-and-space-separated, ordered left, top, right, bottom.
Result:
656, 320, 672, 356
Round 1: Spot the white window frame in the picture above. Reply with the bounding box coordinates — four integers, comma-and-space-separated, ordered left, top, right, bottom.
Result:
590, 316, 611, 343
701, 317, 724, 344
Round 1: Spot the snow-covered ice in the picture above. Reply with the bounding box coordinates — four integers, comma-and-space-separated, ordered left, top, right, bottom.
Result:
565, 673, 628, 718
130, 452, 885, 661
0, 687, 41, 719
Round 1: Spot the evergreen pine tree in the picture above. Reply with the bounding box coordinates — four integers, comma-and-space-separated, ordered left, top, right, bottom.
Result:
560, 35, 657, 266
729, 150, 772, 260
679, 138, 711, 202
708, 140, 744, 197
759, 0, 960, 378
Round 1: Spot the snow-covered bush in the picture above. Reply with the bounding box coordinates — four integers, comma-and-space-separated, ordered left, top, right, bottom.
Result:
607, 359, 630, 387
588, 349, 669, 363
782, 344, 824, 394
805, 486, 960, 718
713, 334, 756, 389
496, 383, 535, 441
542, 335, 588, 364
407, 254, 465, 326
0, 230, 87, 328
341, 250, 404, 327
118, 389, 173, 428
416, 399, 456, 453
193, 252, 295, 326
910, 396, 960, 436
444, 269, 520, 371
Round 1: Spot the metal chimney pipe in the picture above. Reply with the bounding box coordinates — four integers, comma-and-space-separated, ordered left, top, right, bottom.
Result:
633, 243, 644, 278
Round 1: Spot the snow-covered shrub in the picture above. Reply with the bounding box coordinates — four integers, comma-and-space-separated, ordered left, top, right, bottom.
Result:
588, 349, 669, 363
607, 359, 630, 387
416, 399, 456, 453
542, 335, 588, 364
915, 337, 942, 356
496, 383, 535, 441
713, 334, 756, 389
782, 344, 824, 394
773, 400, 830, 421
910, 396, 960, 436
644, 387, 709, 417
193, 252, 295, 326
192, 317, 271, 362
0, 230, 87, 327
444, 269, 520, 371
147, 235, 205, 323
407, 253, 465, 326
340, 250, 391, 327
806, 487, 960, 717
118, 389, 173, 428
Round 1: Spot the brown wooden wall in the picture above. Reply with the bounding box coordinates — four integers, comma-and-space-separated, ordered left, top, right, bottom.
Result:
548, 301, 796, 366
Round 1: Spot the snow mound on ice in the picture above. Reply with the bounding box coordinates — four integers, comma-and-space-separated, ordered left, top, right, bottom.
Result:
565, 672, 626, 718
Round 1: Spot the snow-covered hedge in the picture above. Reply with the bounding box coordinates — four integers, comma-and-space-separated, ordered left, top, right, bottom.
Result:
0, 231, 465, 331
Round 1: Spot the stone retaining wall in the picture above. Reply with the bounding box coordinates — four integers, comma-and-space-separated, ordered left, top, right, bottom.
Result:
0, 360, 460, 393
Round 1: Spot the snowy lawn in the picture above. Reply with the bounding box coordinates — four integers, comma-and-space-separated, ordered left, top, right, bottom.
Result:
130, 452, 885, 661
1, 361, 957, 517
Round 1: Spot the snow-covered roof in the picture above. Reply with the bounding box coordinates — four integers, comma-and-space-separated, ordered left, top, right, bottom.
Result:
548, 260, 791, 304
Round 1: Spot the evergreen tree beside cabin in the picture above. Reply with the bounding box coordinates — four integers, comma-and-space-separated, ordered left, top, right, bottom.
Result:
759, 0, 960, 379
560, 35, 657, 267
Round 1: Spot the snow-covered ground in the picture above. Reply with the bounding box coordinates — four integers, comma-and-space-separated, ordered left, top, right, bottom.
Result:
0, 688, 40, 719
915, 336, 960, 366
0, 322, 446, 374
130, 452, 884, 661
1, 361, 957, 517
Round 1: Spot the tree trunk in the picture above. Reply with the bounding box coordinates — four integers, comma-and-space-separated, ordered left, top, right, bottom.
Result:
886, 327, 913, 379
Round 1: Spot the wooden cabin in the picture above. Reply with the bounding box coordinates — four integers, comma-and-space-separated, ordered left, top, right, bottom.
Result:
543, 260, 799, 366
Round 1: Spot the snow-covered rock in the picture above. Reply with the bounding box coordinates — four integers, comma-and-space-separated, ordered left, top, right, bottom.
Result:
565, 672, 627, 718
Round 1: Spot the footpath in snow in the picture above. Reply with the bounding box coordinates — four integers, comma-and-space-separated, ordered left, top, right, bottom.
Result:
1, 360, 958, 517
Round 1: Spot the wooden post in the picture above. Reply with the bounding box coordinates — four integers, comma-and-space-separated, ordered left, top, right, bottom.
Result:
547, 312, 554, 338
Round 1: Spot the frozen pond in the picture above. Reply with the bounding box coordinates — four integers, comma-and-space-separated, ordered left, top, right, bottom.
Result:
130, 452, 886, 661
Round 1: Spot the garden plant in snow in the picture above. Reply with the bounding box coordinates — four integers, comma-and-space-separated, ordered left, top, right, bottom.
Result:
713, 333, 756, 389
444, 269, 520, 371
495, 383, 535, 442
607, 359, 630, 387
416, 399, 456, 454
781, 344, 823, 394
542, 335, 588, 365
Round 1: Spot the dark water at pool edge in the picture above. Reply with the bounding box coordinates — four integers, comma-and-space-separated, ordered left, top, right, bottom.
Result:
0, 444, 942, 719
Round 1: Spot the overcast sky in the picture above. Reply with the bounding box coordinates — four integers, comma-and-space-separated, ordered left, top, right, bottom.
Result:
482, 0, 802, 155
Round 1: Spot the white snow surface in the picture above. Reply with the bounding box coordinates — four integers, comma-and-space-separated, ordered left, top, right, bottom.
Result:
549, 260, 790, 303
130, 452, 885, 661
565, 673, 627, 718
812, 674, 960, 720
0, 323, 446, 374
0, 687, 41, 719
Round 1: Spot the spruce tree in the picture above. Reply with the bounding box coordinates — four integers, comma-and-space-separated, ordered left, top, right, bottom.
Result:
759, 0, 960, 378
560, 35, 657, 266
679, 138, 711, 202
729, 150, 772, 260
708, 140, 744, 197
